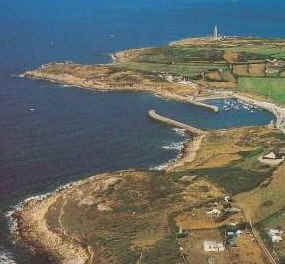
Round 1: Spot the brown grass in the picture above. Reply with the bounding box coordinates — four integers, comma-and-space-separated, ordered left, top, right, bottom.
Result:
179, 229, 230, 264
205, 70, 223, 81
181, 178, 225, 204
19, 170, 228, 264
179, 129, 255, 171
229, 233, 269, 264
224, 50, 240, 64
233, 64, 249, 76
248, 63, 266, 77
175, 207, 243, 230
235, 162, 285, 224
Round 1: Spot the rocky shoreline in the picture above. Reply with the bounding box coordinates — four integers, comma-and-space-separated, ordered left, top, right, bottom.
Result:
10, 90, 283, 264
9, 37, 285, 264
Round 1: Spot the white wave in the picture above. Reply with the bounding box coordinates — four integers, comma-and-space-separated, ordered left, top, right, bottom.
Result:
150, 158, 177, 171
59, 84, 74, 88
2, 180, 80, 264
4, 178, 88, 250
150, 142, 186, 171
172, 127, 187, 137
0, 247, 17, 264
162, 141, 184, 151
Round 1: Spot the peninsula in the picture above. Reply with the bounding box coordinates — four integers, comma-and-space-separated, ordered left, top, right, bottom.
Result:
15, 36, 285, 264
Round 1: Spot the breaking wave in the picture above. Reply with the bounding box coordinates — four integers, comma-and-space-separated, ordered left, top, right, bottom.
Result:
3, 177, 95, 264
172, 127, 187, 137
162, 141, 185, 151
149, 158, 177, 171
0, 247, 17, 264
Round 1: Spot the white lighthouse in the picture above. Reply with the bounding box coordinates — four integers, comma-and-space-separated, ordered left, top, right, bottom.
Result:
213, 25, 218, 40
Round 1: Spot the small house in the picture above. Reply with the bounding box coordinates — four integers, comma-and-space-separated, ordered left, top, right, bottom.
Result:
263, 151, 279, 160
267, 229, 284, 243
203, 241, 225, 252
207, 208, 221, 217
263, 148, 285, 160
272, 235, 283, 243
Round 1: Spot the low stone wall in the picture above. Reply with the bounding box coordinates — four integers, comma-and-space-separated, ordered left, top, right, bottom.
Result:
148, 109, 205, 135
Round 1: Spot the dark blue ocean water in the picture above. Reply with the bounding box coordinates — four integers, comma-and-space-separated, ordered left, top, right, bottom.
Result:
0, 0, 284, 263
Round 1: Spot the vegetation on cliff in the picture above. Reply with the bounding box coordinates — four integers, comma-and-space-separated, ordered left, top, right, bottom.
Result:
18, 37, 285, 263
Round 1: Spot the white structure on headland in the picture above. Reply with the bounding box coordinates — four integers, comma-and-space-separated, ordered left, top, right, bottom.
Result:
213, 25, 218, 40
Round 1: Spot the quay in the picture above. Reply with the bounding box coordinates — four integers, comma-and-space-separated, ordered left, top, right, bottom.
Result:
148, 109, 205, 135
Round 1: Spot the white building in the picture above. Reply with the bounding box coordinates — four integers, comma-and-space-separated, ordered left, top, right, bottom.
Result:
207, 208, 221, 217
203, 241, 225, 252
267, 229, 284, 243
213, 25, 218, 40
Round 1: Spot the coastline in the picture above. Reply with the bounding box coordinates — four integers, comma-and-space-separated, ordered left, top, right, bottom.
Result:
166, 134, 206, 172
22, 69, 219, 113
10, 175, 108, 264
9, 90, 281, 263
9, 37, 285, 264
199, 91, 285, 134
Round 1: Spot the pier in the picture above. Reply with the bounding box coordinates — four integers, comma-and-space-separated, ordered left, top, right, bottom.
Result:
188, 99, 219, 112
148, 110, 205, 135
163, 93, 219, 112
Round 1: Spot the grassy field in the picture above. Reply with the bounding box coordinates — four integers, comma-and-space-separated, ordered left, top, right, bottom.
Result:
229, 45, 285, 60
116, 62, 225, 77
44, 170, 228, 264
235, 162, 285, 223
256, 206, 285, 262
114, 45, 229, 78
238, 77, 285, 105
170, 127, 284, 195
135, 46, 226, 64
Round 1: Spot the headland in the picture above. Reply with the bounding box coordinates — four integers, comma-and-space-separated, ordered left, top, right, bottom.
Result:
13, 36, 285, 264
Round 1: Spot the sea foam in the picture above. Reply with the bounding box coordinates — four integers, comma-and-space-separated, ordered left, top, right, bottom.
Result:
0, 244, 17, 264
162, 141, 185, 151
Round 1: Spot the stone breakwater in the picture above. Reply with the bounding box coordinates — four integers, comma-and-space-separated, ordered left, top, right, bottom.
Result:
162, 92, 219, 112
148, 109, 205, 135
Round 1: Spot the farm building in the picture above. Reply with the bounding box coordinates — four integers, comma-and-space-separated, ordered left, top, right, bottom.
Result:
267, 229, 284, 243
203, 241, 225, 252
263, 148, 285, 160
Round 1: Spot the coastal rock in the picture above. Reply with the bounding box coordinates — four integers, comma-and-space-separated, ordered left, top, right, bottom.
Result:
63, 257, 85, 264
97, 203, 113, 212
179, 175, 198, 183
101, 177, 121, 191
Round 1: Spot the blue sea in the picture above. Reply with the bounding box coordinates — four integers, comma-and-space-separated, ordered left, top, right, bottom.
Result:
0, 0, 284, 263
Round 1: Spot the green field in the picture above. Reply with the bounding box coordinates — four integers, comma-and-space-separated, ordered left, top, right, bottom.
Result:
238, 77, 285, 105
115, 45, 228, 77
229, 45, 285, 60
116, 61, 225, 77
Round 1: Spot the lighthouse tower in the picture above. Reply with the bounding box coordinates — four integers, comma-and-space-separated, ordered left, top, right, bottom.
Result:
213, 25, 218, 40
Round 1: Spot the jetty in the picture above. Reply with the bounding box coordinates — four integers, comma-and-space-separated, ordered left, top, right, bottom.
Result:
189, 99, 219, 112
164, 93, 219, 112
148, 110, 205, 135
